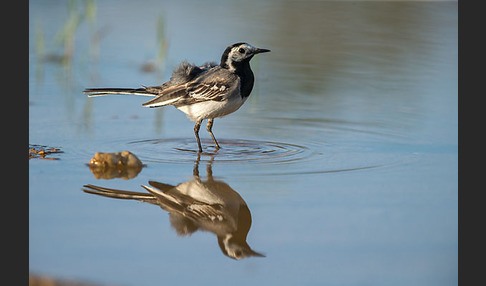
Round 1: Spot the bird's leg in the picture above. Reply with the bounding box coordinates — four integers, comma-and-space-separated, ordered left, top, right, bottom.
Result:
193, 155, 200, 180
194, 119, 203, 153
206, 118, 221, 150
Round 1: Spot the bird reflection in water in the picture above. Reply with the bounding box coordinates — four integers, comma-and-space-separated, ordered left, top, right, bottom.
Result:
82, 157, 264, 260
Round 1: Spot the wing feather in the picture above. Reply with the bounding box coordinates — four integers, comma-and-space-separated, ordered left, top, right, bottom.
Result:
141, 84, 188, 107
141, 185, 225, 221
142, 67, 238, 108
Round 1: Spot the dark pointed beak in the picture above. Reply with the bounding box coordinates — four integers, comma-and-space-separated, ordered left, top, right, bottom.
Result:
250, 249, 266, 257
253, 48, 271, 54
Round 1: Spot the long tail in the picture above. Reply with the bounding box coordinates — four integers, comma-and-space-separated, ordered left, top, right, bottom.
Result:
83, 87, 159, 97
84, 84, 186, 108
82, 184, 158, 205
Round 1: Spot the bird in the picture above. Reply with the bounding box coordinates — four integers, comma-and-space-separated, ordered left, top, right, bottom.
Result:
84, 42, 270, 153
82, 160, 265, 260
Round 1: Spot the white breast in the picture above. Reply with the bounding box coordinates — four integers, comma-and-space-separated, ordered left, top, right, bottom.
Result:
176, 91, 247, 122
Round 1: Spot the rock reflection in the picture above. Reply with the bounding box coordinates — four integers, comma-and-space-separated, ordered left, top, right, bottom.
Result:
88, 151, 144, 180
82, 157, 264, 260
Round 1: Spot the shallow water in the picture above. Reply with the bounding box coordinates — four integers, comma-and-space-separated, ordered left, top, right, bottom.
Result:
29, 1, 457, 285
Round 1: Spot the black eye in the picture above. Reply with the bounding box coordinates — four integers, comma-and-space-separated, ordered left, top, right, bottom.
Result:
238, 48, 245, 54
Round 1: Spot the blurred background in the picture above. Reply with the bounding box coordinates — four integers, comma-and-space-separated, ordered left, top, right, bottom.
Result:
30, 0, 457, 285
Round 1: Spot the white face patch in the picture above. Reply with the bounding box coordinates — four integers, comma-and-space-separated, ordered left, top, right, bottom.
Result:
225, 44, 257, 71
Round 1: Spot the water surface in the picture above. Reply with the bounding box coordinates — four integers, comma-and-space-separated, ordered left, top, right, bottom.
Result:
29, 1, 458, 285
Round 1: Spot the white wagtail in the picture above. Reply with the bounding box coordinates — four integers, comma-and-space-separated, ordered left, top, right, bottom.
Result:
84, 42, 270, 153
82, 161, 264, 260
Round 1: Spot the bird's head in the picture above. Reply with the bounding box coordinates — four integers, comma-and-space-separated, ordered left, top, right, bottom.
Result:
218, 234, 265, 260
220, 42, 270, 71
